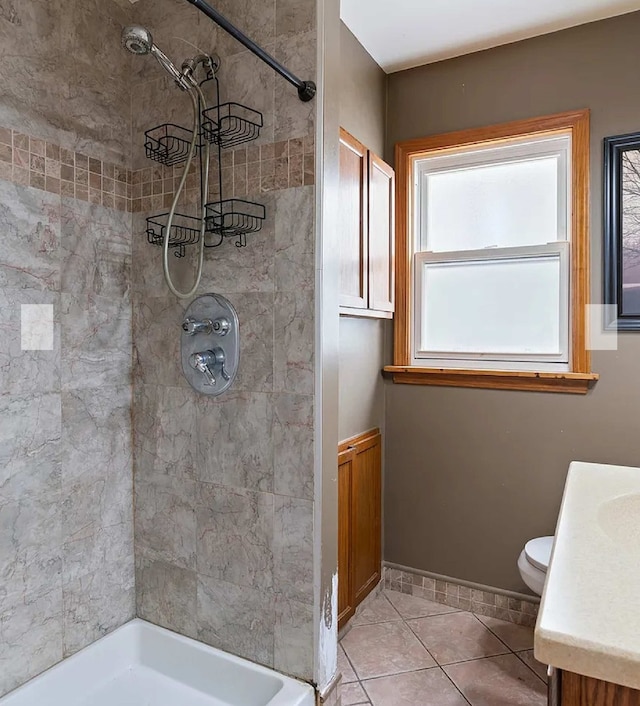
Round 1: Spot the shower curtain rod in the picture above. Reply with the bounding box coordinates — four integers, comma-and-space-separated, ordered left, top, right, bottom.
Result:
184, 0, 317, 102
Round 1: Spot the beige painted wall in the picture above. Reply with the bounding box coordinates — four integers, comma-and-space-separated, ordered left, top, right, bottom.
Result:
339, 22, 386, 156
338, 22, 390, 442
339, 316, 388, 440
384, 12, 640, 592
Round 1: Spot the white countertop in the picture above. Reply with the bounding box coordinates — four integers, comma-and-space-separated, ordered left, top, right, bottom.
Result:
535, 461, 640, 690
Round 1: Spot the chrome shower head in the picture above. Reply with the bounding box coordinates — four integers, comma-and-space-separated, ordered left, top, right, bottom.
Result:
122, 26, 154, 55
121, 25, 192, 90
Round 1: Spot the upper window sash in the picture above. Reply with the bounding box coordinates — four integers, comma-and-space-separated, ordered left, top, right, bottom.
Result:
414, 135, 571, 253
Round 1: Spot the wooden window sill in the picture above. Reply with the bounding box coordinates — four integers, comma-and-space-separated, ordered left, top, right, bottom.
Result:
383, 366, 599, 394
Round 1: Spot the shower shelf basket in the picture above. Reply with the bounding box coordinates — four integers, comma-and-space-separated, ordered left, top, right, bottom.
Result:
144, 123, 197, 166
201, 102, 263, 148
204, 199, 266, 246
146, 212, 202, 258
141, 70, 266, 257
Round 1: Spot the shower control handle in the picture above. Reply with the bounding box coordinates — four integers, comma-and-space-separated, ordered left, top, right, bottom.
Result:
189, 351, 217, 386
210, 346, 231, 381
182, 317, 213, 336
188, 347, 229, 386
212, 317, 231, 336
181, 293, 239, 397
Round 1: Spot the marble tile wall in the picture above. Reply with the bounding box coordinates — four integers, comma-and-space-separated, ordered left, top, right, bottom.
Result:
0, 183, 134, 697
131, 0, 319, 684
0, 0, 321, 694
0, 0, 135, 697
0, 0, 133, 166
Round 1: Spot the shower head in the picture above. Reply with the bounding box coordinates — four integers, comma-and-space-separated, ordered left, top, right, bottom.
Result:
121, 25, 154, 55
121, 25, 192, 91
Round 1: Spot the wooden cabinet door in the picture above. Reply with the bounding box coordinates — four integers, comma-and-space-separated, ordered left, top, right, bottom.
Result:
368, 152, 395, 313
351, 430, 382, 605
561, 671, 640, 705
338, 447, 355, 630
338, 128, 368, 309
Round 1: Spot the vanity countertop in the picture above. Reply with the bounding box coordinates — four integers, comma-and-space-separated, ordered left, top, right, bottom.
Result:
534, 461, 640, 690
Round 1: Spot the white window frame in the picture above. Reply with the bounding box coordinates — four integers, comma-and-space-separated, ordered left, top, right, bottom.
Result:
411, 134, 572, 373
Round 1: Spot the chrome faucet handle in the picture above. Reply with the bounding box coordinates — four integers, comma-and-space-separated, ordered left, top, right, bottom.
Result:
182, 317, 213, 336
189, 351, 216, 386
212, 317, 231, 336
211, 347, 231, 381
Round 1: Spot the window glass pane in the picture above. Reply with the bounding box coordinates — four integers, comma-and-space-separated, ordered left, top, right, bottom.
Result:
420, 256, 562, 356
423, 157, 559, 251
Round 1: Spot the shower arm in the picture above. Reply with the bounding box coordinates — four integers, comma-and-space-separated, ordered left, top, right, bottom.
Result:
184, 0, 317, 102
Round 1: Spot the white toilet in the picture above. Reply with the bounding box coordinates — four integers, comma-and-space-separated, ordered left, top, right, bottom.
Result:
517, 536, 554, 596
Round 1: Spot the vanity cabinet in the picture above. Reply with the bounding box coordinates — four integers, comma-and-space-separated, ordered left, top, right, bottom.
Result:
338, 446, 356, 628
338, 428, 382, 630
338, 128, 395, 319
557, 670, 640, 706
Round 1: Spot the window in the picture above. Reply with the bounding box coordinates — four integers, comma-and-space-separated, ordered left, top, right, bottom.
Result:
386, 110, 598, 393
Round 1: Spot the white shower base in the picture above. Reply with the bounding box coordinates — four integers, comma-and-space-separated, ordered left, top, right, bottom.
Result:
0, 620, 315, 706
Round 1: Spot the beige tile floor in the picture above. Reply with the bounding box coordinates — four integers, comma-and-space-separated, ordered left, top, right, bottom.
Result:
339, 590, 547, 706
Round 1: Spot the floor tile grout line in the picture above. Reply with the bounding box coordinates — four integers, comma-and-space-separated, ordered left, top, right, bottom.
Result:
401, 611, 511, 669
349, 593, 403, 628
353, 587, 464, 627
342, 617, 511, 680
380, 591, 404, 621
470, 611, 527, 654
339, 642, 360, 683
386, 588, 464, 618
403, 607, 463, 619
359, 676, 371, 704
353, 650, 526, 682
439, 664, 474, 706
437, 650, 514, 668
349, 616, 403, 628
358, 664, 474, 706
513, 649, 548, 686
351, 606, 461, 629
400, 616, 442, 668
357, 662, 441, 684
470, 610, 545, 683
340, 595, 545, 701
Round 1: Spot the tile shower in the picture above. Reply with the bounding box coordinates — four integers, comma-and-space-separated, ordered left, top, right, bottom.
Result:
0, 0, 320, 698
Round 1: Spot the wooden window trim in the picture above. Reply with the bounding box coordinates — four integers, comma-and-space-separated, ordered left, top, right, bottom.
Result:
386, 109, 599, 394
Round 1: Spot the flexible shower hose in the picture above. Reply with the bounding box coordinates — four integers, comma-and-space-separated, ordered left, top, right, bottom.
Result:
162, 83, 210, 299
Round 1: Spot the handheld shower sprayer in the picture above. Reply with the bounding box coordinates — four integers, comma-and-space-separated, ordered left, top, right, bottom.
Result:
121, 26, 193, 91
122, 25, 219, 299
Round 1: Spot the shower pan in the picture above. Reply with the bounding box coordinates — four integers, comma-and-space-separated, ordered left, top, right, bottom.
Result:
0, 620, 314, 706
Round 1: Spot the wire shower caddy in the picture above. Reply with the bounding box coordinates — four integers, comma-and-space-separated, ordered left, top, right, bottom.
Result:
144, 68, 266, 256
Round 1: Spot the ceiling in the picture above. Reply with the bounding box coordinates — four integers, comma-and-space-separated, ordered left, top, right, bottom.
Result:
340, 0, 640, 73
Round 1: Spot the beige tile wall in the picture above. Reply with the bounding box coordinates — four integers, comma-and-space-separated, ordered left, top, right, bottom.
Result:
0, 125, 315, 216
0, 0, 323, 694
129, 0, 320, 684
0, 127, 131, 211
384, 566, 539, 628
